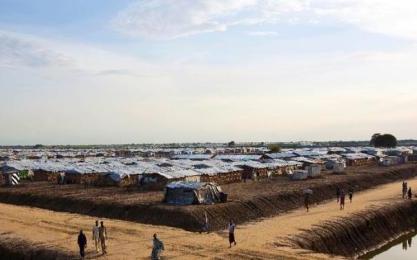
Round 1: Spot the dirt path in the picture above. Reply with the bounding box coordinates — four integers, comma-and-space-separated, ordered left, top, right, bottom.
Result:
1, 179, 416, 259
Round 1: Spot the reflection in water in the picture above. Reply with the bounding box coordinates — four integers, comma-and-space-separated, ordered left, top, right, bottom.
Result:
402, 240, 407, 250
361, 232, 417, 259
401, 236, 412, 251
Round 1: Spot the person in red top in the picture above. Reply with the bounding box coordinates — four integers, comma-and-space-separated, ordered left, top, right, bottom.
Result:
340, 190, 346, 210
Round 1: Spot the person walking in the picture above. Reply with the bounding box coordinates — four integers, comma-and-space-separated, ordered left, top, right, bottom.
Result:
77, 230, 87, 260
403, 181, 408, 199
200, 211, 209, 234
340, 190, 345, 210
99, 221, 107, 254
151, 233, 164, 260
228, 219, 237, 248
408, 187, 412, 200
304, 193, 310, 212
348, 187, 354, 203
336, 186, 341, 203
92, 220, 100, 253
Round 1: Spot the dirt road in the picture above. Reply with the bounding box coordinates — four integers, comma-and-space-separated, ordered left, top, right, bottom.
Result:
1, 179, 416, 259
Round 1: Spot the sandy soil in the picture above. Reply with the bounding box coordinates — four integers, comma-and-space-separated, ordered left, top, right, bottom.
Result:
2, 164, 416, 232
1, 178, 416, 259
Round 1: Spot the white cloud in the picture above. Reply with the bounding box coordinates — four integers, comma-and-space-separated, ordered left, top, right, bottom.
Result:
246, 31, 279, 36
311, 0, 417, 40
0, 30, 160, 77
113, 0, 417, 40
112, 0, 306, 39
0, 31, 73, 68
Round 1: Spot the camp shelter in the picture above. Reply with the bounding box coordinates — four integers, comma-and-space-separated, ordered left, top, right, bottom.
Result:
64, 169, 101, 185
95, 171, 139, 187
264, 152, 297, 160
171, 154, 214, 161
184, 160, 243, 184
289, 170, 309, 180
292, 156, 324, 169
343, 153, 376, 166
213, 154, 263, 162
1, 165, 20, 185
306, 164, 322, 178
139, 166, 202, 190
234, 161, 269, 181
380, 156, 403, 167
164, 181, 224, 205
101, 172, 126, 185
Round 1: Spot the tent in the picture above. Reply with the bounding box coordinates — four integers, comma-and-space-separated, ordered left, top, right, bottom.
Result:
289, 170, 308, 180
164, 181, 224, 205
99, 172, 130, 186
1, 165, 20, 185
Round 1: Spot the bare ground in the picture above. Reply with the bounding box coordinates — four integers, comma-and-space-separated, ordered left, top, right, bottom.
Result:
0, 164, 416, 231
1, 176, 417, 259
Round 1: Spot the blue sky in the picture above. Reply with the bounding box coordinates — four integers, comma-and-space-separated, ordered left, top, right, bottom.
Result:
1, 0, 417, 145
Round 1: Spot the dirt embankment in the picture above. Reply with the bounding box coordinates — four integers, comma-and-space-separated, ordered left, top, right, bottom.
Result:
183, 164, 417, 231
1, 179, 417, 260
287, 201, 417, 258
0, 164, 417, 232
0, 235, 72, 260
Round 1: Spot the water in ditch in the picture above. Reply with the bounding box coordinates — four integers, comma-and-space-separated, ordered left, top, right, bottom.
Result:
361, 232, 417, 259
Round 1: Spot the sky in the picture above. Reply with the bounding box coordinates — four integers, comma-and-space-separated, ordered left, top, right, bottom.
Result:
0, 0, 417, 145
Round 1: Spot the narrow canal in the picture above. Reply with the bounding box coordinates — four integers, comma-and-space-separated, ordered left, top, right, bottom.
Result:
361, 232, 417, 259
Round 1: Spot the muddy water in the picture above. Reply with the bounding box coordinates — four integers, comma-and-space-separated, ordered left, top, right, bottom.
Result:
361, 232, 417, 259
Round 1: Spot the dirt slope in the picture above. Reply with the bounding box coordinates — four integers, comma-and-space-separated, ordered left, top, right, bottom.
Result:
1, 178, 417, 259
1, 164, 416, 232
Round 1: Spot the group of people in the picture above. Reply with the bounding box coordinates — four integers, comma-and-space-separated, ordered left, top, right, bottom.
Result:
74, 179, 417, 259
303, 186, 355, 212
77, 220, 166, 260
77, 220, 108, 259
79, 180, 416, 259
336, 186, 354, 210
402, 181, 413, 199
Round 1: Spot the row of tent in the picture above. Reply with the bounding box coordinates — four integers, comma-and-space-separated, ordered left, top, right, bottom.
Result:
2, 157, 302, 180
1, 146, 415, 161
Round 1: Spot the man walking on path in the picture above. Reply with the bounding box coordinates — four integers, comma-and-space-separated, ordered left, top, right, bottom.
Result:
92, 220, 100, 253
200, 211, 209, 234
304, 193, 310, 212
336, 186, 341, 203
408, 187, 412, 200
228, 219, 237, 248
151, 233, 164, 260
348, 187, 354, 203
403, 181, 408, 199
99, 221, 107, 254
77, 230, 87, 260
340, 190, 345, 210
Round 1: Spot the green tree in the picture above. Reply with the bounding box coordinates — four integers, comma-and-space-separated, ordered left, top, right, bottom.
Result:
372, 134, 397, 148
227, 141, 235, 147
370, 133, 381, 146
268, 144, 281, 153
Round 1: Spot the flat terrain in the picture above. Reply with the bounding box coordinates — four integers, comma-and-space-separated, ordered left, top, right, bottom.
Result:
1, 164, 408, 204
1, 178, 416, 259
0, 163, 416, 231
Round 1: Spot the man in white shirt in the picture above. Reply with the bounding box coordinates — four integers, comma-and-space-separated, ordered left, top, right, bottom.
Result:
92, 220, 100, 253
228, 219, 237, 248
